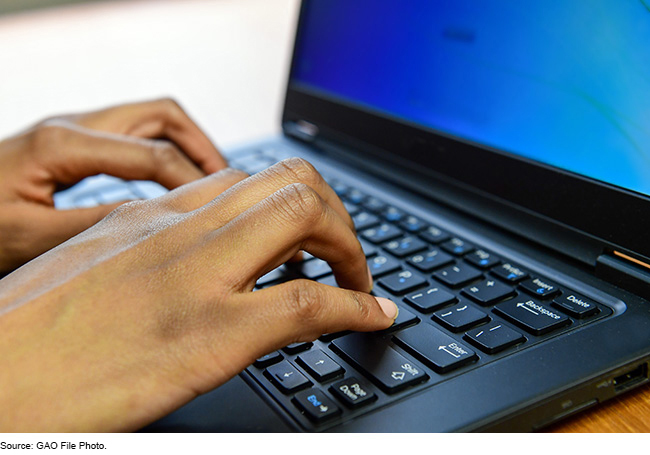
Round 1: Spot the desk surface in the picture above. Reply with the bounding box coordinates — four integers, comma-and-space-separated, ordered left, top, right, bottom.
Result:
0, 0, 648, 433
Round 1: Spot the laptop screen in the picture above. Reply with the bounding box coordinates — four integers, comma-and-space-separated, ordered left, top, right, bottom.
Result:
290, 0, 650, 198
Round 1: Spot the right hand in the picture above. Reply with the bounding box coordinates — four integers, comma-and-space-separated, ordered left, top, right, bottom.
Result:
0, 157, 398, 432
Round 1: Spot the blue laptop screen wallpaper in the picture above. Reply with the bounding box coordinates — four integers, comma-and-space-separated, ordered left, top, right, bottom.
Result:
291, 0, 650, 197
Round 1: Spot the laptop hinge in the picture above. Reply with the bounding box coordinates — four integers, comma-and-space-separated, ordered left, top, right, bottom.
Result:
284, 120, 319, 142
596, 252, 650, 298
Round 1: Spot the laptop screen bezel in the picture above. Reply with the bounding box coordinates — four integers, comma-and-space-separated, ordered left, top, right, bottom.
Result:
281, 1, 650, 263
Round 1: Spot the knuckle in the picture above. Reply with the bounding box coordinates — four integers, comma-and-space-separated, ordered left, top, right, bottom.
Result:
283, 280, 325, 325
275, 157, 322, 186
157, 97, 183, 113
30, 121, 70, 151
349, 291, 373, 321
272, 183, 323, 225
103, 200, 147, 221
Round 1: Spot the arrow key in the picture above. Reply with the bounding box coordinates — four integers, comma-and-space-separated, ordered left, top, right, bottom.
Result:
297, 349, 344, 382
265, 361, 311, 394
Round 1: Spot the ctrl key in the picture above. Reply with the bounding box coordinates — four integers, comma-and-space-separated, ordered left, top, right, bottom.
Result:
293, 389, 341, 423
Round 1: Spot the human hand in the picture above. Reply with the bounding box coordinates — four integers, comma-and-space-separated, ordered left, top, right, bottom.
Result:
0, 98, 226, 272
0, 158, 398, 431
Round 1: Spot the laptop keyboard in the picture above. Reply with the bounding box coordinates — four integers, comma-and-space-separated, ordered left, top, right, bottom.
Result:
52, 145, 613, 431
230, 147, 613, 431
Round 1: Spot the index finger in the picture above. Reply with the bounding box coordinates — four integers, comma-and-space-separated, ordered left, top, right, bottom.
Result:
73, 98, 227, 174
35, 123, 204, 189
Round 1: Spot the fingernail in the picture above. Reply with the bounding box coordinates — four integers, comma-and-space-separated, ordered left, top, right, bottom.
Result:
375, 297, 399, 320
367, 265, 374, 292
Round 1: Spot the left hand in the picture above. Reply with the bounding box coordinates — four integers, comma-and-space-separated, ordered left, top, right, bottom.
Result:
0, 98, 226, 272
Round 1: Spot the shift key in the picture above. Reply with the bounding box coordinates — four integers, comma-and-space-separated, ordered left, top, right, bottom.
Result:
331, 333, 428, 393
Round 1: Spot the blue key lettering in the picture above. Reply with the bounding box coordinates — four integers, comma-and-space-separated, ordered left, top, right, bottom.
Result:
307, 394, 322, 407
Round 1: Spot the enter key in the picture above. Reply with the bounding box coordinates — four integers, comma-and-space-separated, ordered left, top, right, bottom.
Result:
393, 323, 477, 373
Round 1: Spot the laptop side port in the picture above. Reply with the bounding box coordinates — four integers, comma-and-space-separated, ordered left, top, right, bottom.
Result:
613, 363, 649, 393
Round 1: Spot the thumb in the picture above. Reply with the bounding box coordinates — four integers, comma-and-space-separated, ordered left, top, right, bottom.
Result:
234, 279, 398, 358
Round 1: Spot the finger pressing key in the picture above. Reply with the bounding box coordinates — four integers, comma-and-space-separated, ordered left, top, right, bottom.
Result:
232, 280, 398, 359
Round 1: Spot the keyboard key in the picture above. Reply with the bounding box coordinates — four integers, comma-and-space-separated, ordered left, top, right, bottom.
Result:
491, 262, 529, 283
361, 224, 403, 244
346, 188, 366, 204
393, 323, 477, 373
382, 206, 406, 222
404, 287, 457, 313
419, 225, 450, 244
283, 342, 313, 354
379, 305, 419, 332
254, 351, 283, 368
293, 389, 341, 423
367, 255, 401, 278
407, 248, 454, 272
352, 240, 374, 260
297, 349, 344, 382
229, 153, 269, 171
383, 236, 428, 258
96, 185, 138, 204
266, 361, 311, 393
130, 180, 169, 199
330, 377, 376, 408
465, 249, 501, 269
343, 201, 360, 216
519, 277, 561, 299
353, 211, 381, 230
465, 322, 526, 354
399, 215, 426, 232
462, 279, 516, 305
331, 333, 427, 393
432, 302, 490, 332
73, 193, 101, 208
362, 196, 387, 213
378, 270, 428, 294
552, 292, 600, 318
257, 266, 290, 287
441, 237, 475, 256
329, 180, 348, 197
433, 263, 482, 288
318, 331, 350, 342
317, 275, 338, 287
493, 298, 570, 335
300, 259, 332, 279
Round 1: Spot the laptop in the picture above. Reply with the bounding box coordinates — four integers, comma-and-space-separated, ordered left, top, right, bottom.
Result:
55, 0, 650, 432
